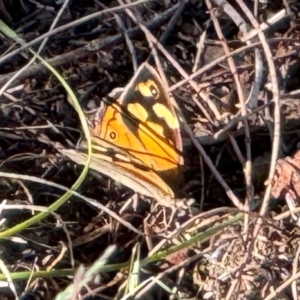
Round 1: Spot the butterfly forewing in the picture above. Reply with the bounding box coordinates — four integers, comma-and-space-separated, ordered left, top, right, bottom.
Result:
118, 63, 183, 171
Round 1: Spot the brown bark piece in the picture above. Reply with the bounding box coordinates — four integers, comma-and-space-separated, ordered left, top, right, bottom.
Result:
271, 150, 300, 200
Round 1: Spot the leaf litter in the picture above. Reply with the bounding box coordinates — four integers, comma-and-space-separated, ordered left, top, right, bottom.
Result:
0, 0, 300, 299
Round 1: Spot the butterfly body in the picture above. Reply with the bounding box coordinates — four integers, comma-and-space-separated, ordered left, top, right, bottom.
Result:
87, 63, 183, 199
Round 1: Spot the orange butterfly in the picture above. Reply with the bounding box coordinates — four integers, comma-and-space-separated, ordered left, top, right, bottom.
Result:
83, 63, 183, 200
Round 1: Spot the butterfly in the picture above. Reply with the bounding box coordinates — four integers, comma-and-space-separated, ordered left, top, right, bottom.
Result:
80, 63, 183, 202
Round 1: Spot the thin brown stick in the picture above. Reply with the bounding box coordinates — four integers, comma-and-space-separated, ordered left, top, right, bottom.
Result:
263, 271, 300, 300
235, 0, 280, 217
291, 242, 300, 300
193, 30, 206, 73
158, 0, 187, 45
205, 0, 252, 210
185, 123, 245, 210
112, 1, 138, 71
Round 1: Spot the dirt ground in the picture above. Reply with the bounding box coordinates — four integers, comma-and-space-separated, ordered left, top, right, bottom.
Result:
0, 0, 300, 299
